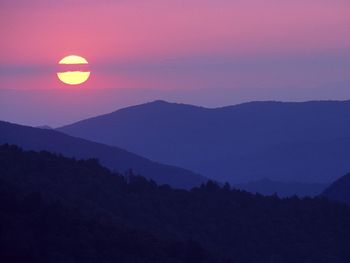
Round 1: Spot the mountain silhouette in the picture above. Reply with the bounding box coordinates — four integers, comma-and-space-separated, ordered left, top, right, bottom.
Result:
0, 121, 207, 188
2, 144, 350, 262
236, 179, 327, 197
36, 125, 53, 129
59, 100, 350, 185
322, 173, 350, 205
0, 145, 222, 263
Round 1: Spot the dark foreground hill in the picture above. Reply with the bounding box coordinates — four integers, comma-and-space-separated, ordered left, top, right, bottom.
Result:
322, 173, 350, 205
59, 100, 350, 186
0, 146, 218, 263
0, 121, 206, 189
1, 145, 350, 263
236, 179, 327, 198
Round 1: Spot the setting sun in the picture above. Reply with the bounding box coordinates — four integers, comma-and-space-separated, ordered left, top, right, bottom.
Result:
57, 55, 90, 85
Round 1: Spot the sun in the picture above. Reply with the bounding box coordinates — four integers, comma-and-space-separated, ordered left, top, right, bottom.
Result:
57, 55, 90, 85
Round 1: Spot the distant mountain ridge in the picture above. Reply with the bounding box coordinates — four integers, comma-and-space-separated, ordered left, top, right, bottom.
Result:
322, 173, 350, 205
36, 125, 52, 129
59, 100, 350, 184
0, 121, 207, 188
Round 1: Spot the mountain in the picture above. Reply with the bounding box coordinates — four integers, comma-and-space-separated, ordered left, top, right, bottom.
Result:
1, 145, 350, 262
36, 125, 52, 129
322, 173, 350, 205
0, 121, 207, 189
236, 179, 327, 198
59, 100, 350, 185
0, 145, 221, 263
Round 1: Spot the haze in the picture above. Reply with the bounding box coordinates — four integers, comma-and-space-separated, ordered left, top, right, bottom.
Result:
1, 0, 350, 126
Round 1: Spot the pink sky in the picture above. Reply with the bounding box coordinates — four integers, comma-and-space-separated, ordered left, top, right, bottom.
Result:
2, 0, 349, 61
1, 0, 350, 125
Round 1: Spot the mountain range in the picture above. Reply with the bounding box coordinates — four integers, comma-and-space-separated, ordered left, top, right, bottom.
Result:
236, 179, 327, 198
2, 144, 350, 262
59, 100, 350, 185
0, 121, 206, 189
322, 173, 350, 206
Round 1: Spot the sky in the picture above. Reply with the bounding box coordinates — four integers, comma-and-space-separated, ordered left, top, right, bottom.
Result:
1, 0, 350, 126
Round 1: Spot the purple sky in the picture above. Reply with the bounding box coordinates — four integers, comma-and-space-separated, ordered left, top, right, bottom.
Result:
1, 0, 350, 126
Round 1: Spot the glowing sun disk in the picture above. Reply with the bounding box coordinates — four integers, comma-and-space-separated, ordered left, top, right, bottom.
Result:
57, 71, 91, 85
57, 55, 90, 85
59, 55, 88, 65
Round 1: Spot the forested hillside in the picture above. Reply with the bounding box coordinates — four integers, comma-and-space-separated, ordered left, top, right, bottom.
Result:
0, 121, 206, 189
1, 144, 350, 262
